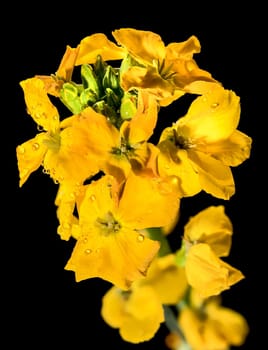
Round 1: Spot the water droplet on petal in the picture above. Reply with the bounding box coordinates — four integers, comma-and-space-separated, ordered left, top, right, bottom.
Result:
85, 248, 92, 254
69, 192, 76, 200
90, 195, 96, 201
32, 142, 40, 151
211, 102, 219, 108
137, 233, 144, 242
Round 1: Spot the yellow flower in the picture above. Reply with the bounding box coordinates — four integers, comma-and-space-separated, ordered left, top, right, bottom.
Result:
63, 90, 160, 183
65, 173, 180, 289
16, 77, 100, 187
112, 28, 219, 106
54, 182, 84, 240
74, 32, 126, 66
183, 205, 233, 257
101, 285, 164, 343
181, 205, 244, 297
157, 85, 252, 199
139, 253, 188, 305
185, 243, 244, 298
177, 290, 249, 350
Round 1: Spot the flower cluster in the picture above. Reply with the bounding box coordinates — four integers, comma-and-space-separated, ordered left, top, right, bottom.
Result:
16, 28, 252, 349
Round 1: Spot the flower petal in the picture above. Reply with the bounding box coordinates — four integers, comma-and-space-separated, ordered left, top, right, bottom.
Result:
185, 243, 244, 298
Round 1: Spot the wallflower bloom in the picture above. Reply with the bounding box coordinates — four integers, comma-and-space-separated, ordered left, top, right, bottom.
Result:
62, 90, 160, 183
65, 173, 181, 289
181, 206, 244, 297
112, 28, 220, 106
139, 253, 188, 305
16, 77, 99, 187
101, 285, 164, 343
157, 85, 252, 199
177, 290, 249, 350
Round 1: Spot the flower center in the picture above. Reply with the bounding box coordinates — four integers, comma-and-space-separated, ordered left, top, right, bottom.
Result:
95, 211, 121, 235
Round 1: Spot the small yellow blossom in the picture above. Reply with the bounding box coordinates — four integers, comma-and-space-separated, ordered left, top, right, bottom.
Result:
157, 85, 252, 199
16, 77, 100, 187
62, 90, 160, 183
183, 205, 233, 257
139, 253, 188, 305
101, 285, 164, 343
185, 243, 244, 298
177, 290, 249, 350
180, 205, 244, 297
112, 28, 220, 106
75, 32, 126, 65
65, 173, 181, 289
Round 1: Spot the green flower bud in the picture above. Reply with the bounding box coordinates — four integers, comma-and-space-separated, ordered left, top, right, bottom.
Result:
81, 64, 100, 97
106, 88, 120, 109
60, 82, 83, 114
80, 88, 98, 107
102, 65, 121, 91
120, 92, 137, 120
94, 55, 107, 81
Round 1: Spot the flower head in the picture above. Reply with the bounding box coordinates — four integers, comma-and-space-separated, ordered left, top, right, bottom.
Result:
180, 206, 244, 298
177, 289, 249, 350
157, 85, 252, 199
65, 173, 181, 289
101, 285, 164, 343
112, 28, 220, 106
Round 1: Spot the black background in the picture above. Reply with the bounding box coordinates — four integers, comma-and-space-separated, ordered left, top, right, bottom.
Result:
7, 2, 262, 349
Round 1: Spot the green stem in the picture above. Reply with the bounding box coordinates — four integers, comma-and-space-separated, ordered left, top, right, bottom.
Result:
164, 305, 192, 350
146, 227, 172, 256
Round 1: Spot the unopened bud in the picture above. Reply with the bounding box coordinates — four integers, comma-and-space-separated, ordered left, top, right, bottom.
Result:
60, 82, 83, 114
120, 92, 137, 120
81, 64, 100, 97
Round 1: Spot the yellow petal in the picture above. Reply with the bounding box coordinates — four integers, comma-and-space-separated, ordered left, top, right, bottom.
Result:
157, 141, 201, 197
16, 134, 47, 187
179, 308, 228, 350
176, 86, 240, 143
141, 254, 188, 305
203, 130, 252, 167
56, 45, 79, 81
188, 150, 235, 199
55, 182, 83, 240
20, 77, 60, 132
75, 33, 126, 65
127, 91, 158, 144
185, 243, 244, 298
118, 172, 181, 229
183, 205, 233, 257
206, 303, 249, 346
101, 285, 164, 343
65, 227, 160, 290
112, 28, 166, 64
101, 286, 126, 328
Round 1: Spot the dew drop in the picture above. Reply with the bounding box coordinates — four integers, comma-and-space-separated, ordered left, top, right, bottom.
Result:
137, 233, 144, 242
69, 192, 76, 200
32, 143, 40, 151
83, 238, 88, 243
90, 194, 96, 201
85, 248, 92, 254
211, 102, 219, 108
